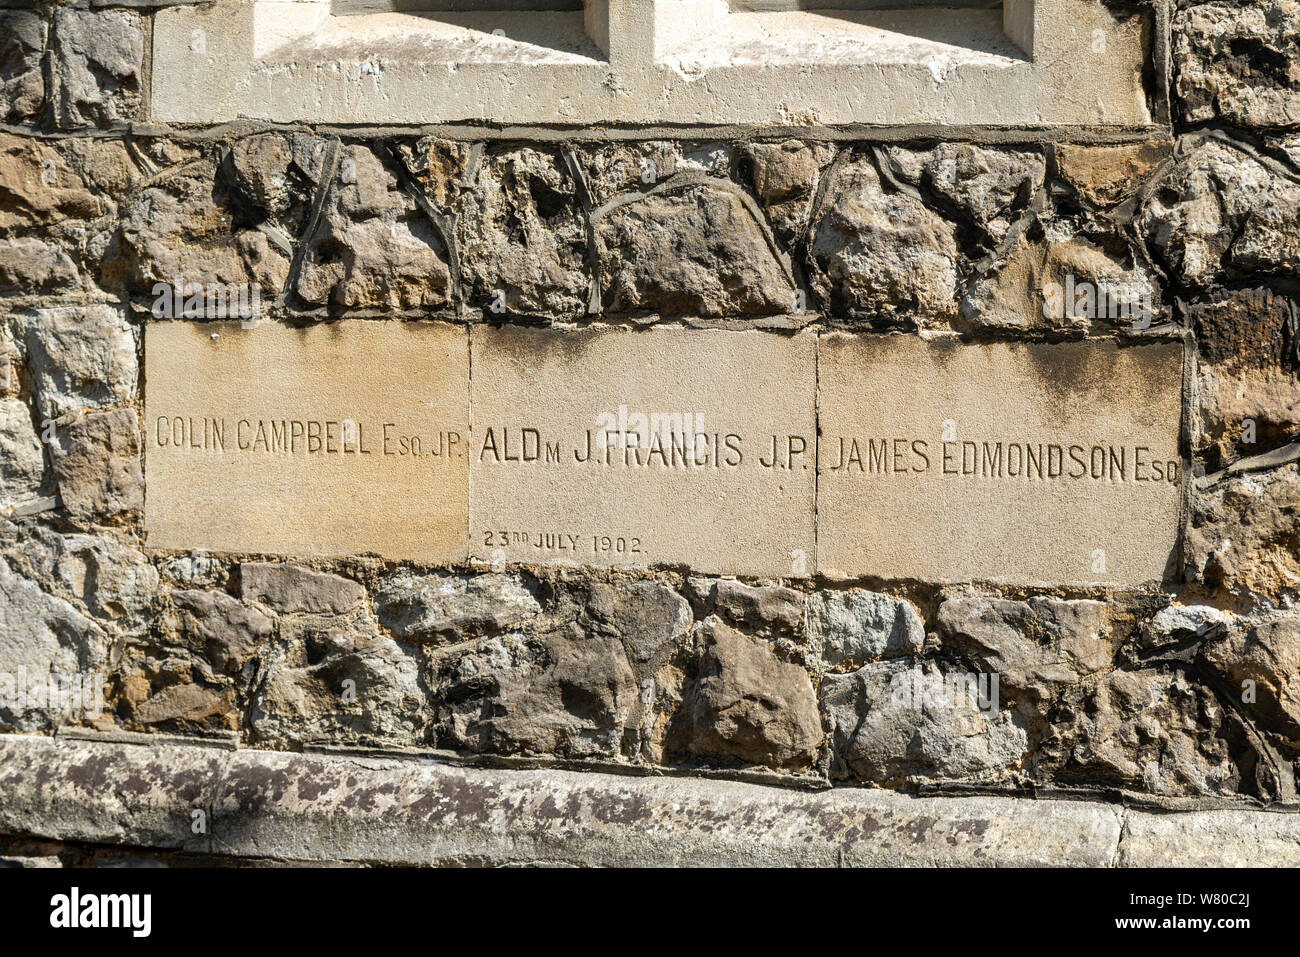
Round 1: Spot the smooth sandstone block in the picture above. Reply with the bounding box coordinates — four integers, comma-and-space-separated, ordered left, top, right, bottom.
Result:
470, 325, 817, 576
817, 335, 1184, 586
144, 321, 469, 561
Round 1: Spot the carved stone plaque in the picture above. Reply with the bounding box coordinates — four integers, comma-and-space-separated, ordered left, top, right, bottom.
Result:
817, 335, 1183, 586
144, 321, 469, 561
470, 325, 817, 576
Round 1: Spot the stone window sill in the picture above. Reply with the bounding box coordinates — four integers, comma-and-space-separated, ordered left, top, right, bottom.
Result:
657, 8, 1022, 69
152, 0, 1153, 127
259, 9, 604, 65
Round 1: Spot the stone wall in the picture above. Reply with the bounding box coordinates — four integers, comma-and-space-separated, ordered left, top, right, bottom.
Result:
0, 0, 1299, 823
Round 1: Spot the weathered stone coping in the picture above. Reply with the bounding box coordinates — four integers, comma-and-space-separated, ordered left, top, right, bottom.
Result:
0, 733, 1297, 867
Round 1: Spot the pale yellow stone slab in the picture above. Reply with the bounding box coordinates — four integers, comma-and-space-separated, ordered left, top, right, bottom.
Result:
470, 325, 817, 576
144, 321, 468, 561
817, 335, 1184, 586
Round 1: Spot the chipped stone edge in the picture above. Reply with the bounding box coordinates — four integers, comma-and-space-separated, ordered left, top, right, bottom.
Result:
1, 734, 1298, 866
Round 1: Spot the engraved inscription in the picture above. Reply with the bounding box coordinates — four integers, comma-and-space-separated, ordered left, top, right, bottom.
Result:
816, 335, 1184, 586
143, 323, 1183, 583
150, 414, 462, 461
469, 326, 817, 576
144, 321, 469, 561
822, 436, 1178, 484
